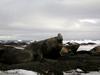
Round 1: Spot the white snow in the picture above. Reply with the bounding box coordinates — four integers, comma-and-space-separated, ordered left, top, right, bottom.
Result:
82, 72, 100, 75
64, 71, 100, 75
63, 40, 100, 45
0, 69, 38, 75
77, 45, 97, 51
1, 69, 100, 75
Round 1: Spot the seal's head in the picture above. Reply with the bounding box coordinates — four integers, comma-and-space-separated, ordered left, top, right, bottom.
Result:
60, 44, 71, 56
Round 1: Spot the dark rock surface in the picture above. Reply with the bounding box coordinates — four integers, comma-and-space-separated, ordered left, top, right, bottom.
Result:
0, 55, 100, 74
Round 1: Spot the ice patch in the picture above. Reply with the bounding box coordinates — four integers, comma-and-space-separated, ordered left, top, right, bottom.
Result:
78, 45, 97, 51
63, 40, 100, 45
0, 69, 38, 75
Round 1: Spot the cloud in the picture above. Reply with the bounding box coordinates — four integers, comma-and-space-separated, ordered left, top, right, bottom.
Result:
42, 0, 100, 18
0, 35, 16, 40
0, 0, 100, 40
79, 19, 98, 24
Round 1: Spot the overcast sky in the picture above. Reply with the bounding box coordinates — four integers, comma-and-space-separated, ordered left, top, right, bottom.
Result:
0, 0, 100, 40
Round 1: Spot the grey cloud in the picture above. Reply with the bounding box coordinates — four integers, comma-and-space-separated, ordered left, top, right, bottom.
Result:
0, 0, 100, 40
42, 0, 100, 18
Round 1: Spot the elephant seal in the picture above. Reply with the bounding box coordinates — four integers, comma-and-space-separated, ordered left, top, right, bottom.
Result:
25, 33, 64, 60
0, 46, 33, 64
90, 46, 100, 55
66, 42, 80, 55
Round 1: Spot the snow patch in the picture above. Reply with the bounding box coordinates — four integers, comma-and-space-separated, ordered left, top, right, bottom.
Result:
63, 40, 100, 45
0, 69, 38, 75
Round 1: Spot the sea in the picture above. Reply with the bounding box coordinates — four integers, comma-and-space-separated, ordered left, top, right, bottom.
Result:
0, 40, 100, 75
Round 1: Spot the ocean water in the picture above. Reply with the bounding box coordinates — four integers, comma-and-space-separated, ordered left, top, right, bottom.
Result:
0, 40, 100, 75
